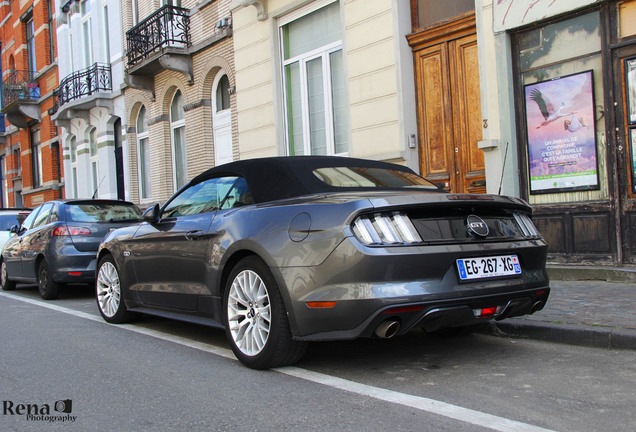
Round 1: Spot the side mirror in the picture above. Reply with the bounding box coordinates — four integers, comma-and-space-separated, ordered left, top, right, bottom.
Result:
142, 203, 161, 223
9, 224, 21, 235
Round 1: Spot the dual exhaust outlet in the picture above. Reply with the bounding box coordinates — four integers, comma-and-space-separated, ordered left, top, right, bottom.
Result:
374, 300, 544, 339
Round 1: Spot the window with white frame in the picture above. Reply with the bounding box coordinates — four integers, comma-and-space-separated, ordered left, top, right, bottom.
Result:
89, 127, 99, 197
280, 0, 348, 156
136, 106, 152, 200
31, 128, 43, 189
26, 16, 37, 76
0, 156, 7, 207
81, 0, 93, 68
132, 0, 139, 26
69, 136, 78, 197
102, 1, 110, 63
170, 91, 187, 191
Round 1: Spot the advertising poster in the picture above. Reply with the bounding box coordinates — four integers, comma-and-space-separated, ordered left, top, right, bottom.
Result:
524, 71, 599, 194
626, 57, 636, 124
630, 127, 636, 194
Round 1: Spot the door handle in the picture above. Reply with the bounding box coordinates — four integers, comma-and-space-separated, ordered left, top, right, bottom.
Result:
185, 230, 204, 240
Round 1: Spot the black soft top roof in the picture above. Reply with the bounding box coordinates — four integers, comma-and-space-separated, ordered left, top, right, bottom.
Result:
190, 156, 419, 203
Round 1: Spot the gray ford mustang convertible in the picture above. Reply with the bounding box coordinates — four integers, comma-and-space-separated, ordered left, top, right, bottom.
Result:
96, 156, 550, 369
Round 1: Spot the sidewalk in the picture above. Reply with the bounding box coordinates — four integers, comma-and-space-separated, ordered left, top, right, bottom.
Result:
484, 277, 636, 350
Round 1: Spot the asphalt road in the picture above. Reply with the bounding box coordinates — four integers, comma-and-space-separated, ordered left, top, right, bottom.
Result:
1, 285, 635, 432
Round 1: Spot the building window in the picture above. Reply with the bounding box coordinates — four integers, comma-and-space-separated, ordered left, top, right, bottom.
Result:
132, 0, 139, 26
216, 75, 230, 112
89, 128, 99, 197
31, 129, 43, 189
280, 0, 348, 156
81, 0, 93, 68
136, 106, 151, 200
102, 2, 111, 63
0, 156, 7, 207
47, 0, 56, 62
26, 16, 37, 76
69, 136, 78, 197
170, 91, 187, 191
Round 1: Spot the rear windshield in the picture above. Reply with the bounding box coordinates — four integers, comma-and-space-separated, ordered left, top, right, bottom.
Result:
0, 214, 21, 230
313, 167, 439, 190
66, 203, 141, 223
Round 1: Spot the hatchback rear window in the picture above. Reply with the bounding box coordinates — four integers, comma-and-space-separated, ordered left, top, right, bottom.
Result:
313, 167, 439, 190
66, 203, 141, 222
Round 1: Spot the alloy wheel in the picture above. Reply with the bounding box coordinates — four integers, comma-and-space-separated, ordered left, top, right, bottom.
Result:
97, 261, 121, 318
227, 269, 271, 356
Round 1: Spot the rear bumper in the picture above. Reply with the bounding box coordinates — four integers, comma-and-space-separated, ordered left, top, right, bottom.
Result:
48, 249, 97, 283
275, 237, 550, 341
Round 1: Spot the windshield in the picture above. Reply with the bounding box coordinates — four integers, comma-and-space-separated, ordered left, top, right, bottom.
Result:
66, 203, 141, 222
313, 167, 439, 190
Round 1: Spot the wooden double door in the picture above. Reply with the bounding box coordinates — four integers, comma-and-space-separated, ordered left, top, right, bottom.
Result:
409, 16, 485, 194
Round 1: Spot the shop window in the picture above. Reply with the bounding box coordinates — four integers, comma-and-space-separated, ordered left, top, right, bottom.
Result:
515, 11, 607, 204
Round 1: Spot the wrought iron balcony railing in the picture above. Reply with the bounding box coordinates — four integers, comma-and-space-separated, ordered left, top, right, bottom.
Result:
57, 63, 112, 107
1, 70, 40, 108
126, 5, 191, 66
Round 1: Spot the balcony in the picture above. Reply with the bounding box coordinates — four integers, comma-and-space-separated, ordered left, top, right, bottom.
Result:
51, 63, 113, 125
1, 70, 41, 129
125, 5, 192, 96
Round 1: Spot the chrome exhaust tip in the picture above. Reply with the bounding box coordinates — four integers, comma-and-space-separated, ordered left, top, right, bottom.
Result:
530, 301, 544, 314
375, 320, 400, 339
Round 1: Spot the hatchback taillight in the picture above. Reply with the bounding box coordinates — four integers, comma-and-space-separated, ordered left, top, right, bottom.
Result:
352, 212, 422, 245
52, 226, 92, 236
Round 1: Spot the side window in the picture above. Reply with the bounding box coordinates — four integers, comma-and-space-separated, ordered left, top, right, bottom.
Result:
49, 203, 60, 223
220, 177, 254, 210
20, 207, 41, 230
163, 177, 244, 218
31, 203, 53, 229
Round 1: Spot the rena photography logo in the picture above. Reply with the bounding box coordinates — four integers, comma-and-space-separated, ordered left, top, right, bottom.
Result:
3, 399, 77, 423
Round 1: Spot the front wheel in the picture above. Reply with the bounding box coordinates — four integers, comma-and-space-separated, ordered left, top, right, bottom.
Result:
96, 255, 139, 323
38, 260, 60, 300
1, 259, 16, 291
224, 256, 307, 369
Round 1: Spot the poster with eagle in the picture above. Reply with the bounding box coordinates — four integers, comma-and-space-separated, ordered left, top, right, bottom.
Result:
524, 70, 599, 194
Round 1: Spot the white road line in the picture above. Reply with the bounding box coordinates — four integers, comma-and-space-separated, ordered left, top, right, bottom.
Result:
1, 292, 557, 432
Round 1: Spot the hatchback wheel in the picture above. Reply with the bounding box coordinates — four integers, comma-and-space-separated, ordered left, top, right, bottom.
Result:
0, 260, 16, 291
224, 256, 307, 369
38, 260, 60, 300
96, 255, 138, 323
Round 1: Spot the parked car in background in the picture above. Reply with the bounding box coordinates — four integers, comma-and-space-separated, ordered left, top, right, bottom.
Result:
1, 200, 141, 299
95, 156, 550, 369
0, 208, 31, 251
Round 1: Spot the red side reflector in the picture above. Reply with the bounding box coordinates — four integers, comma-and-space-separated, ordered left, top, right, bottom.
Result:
68, 272, 82, 276
306, 301, 336, 308
535, 290, 547, 295
382, 305, 425, 314
473, 306, 502, 318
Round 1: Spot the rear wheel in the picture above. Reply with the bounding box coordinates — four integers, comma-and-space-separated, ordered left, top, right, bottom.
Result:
0, 260, 16, 291
96, 254, 139, 323
38, 260, 60, 300
224, 256, 307, 369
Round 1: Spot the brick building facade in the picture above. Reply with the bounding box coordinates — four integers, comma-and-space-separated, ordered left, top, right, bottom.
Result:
0, 0, 62, 208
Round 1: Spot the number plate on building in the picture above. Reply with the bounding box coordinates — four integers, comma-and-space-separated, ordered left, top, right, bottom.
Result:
456, 255, 522, 280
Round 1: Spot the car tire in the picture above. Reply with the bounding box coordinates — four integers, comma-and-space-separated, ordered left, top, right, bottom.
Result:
0, 259, 16, 291
96, 254, 139, 324
38, 260, 60, 300
223, 256, 307, 369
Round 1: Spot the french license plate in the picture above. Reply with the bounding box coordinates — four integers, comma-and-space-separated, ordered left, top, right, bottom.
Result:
456, 255, 522, 280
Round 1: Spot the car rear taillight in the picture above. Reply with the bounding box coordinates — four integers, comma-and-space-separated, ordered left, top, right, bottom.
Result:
52, 226, 92, 236
513, 213, 541, 238
352, 212, 422, 245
